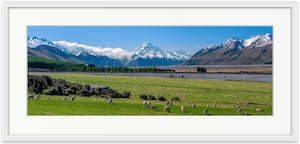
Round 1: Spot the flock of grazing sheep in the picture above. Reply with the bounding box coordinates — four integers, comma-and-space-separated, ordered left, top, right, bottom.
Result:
28, 93, 264, 115
141, 99, 260, 115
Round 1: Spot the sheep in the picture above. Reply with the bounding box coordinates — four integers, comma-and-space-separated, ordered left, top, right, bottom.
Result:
150, 105, 157, 110
165, 101, 169, 105
237, 108, 242, 113
36, 94, 40, 100
203, 108, 208, 114
234, 105, 241, 109
146, 101, 151, 107
256, 108, 263, 112
108, 98, 112, 104
181, 105, 185, 112
186, 101, 191, 105
143, 101, 147, 106
28, 95, 34, 99
192, 104, 196, 108
213, 103, 216, 108
164, 105, 170, 112
169, 100, 173, 106
71, 96, 76, 101
63, 97, 67, 101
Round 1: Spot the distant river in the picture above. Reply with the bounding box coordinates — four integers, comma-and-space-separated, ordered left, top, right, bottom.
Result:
30, 72, 272, 82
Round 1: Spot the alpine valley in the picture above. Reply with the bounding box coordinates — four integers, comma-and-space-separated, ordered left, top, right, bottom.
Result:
27, 33, 272, 67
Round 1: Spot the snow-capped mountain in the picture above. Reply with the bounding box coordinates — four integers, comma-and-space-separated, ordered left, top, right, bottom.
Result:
243, 33, 272, 47
28, 37, 56, 48
129, 41, 189, 60
126, 41, 189, 66
184, 33, 272, 65
27, 37, 190, 67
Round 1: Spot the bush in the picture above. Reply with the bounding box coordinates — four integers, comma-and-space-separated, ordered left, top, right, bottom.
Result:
139, 94, 148, 100
28, 75, 131, 98
148, 95, 156, 100
158, 96, 167, 101
171, 97, 180, 101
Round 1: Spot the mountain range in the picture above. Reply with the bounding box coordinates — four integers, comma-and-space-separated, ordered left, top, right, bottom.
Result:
28, 33, 272, 67
28, 37, 190, 67
184, 33, 272, 65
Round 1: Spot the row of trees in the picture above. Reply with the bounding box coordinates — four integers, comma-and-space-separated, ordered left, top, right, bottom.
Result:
29, 60, 174, 73
197, 67, 207, 73
28, 75, 131, 98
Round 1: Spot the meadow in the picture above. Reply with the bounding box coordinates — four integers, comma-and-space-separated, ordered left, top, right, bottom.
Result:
28, 74, 272, 115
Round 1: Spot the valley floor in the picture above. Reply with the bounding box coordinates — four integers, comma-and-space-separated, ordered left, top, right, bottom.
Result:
28, 74, 272, 115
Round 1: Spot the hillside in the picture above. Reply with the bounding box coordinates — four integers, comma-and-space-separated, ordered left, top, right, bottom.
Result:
28, 56, 86, 71
184, 33, 272, 65
28, 37, 189, 67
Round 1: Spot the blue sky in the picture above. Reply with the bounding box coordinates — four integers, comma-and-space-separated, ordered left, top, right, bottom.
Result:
28, 26, 272, 53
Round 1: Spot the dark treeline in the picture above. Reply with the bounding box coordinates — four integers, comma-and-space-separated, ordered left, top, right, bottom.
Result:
28, 75, 130, 98
29, 61, 174, 73
197, 67, 207, 73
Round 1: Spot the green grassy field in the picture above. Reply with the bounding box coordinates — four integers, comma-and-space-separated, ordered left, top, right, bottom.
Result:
28, 74, 272, 115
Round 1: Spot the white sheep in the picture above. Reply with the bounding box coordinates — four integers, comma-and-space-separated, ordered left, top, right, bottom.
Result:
143, 101, 147, 106
150, 105, 157, 110
28, 95, 34, 99
192, 104, 196, 108
146, 101, 151, 107
203, 108, 208, 114
165, 101, 169, 105
71, 96, 76, 101
207, 104, 210, 108
237, 108, 242, 113
36, 94, 40, 100
169, 100, 173, 105
181, 105, 185, 112
256, 108, 263, 112
164, 105, 170, 112
108, 98, 112, 104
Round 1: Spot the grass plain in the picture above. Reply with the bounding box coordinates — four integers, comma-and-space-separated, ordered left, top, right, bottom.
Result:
28, 74, 272, 115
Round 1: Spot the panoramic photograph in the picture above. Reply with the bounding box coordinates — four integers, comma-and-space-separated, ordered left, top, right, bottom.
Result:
27, 26, 272, 115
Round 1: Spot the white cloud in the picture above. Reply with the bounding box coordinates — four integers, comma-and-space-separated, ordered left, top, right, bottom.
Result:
53, 41, 131, 60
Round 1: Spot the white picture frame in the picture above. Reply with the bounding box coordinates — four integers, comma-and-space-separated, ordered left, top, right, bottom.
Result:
1, 1, 299, 143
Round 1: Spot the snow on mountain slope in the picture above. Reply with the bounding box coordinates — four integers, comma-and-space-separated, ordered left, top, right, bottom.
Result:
199, 33, 272, 53
184, 33, 273, 65
243, 33, 272, 47
27, 37, 190, 66
28, 37, 56, 48
130, 41, 189, 60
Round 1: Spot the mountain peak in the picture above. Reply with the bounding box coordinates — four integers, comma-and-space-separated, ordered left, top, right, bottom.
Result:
28, 36, 56, 48
138, 41, 159, 51
244, 33, 272, 47
130, 42, 189, 61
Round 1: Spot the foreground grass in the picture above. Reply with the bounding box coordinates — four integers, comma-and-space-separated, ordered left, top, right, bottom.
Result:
28, 74, 272, 115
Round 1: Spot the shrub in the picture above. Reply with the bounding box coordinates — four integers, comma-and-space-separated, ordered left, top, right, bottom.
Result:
139, 94, 148, 100
171, 97, 180, 101
148, 95, 156, 100
158, 96, 167, 101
